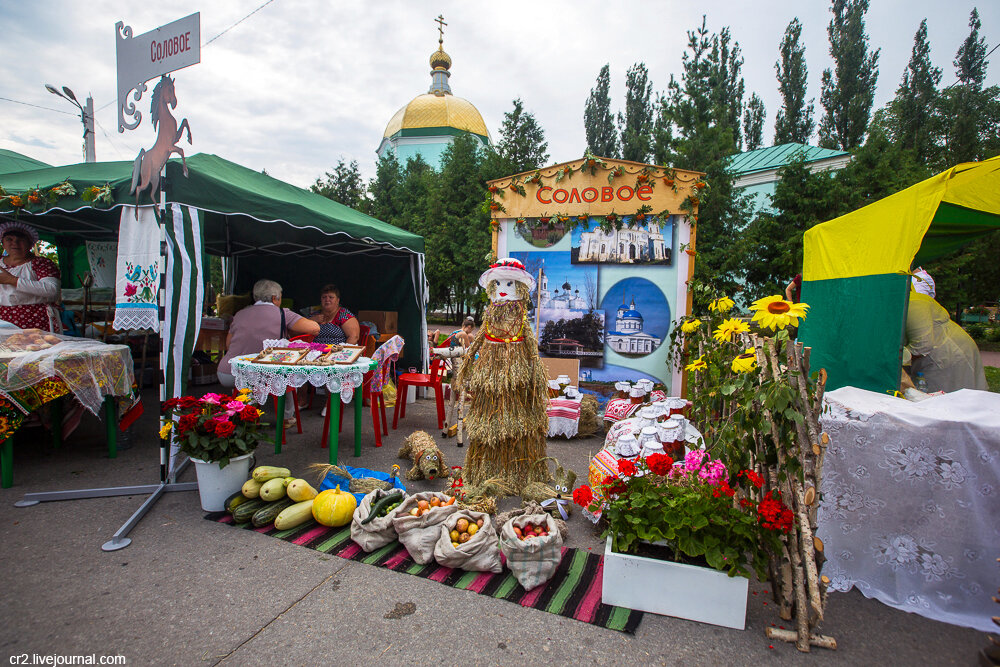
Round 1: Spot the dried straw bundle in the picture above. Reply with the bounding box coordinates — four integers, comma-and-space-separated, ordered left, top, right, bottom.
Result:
308, 462, 400, 494
456, 284, 550, 494
574, 394, 600, 438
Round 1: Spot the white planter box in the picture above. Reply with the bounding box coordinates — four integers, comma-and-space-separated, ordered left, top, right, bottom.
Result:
602, 537, 748, 630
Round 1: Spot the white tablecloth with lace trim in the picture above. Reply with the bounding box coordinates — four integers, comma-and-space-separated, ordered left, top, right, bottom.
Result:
229, 354, 374, 406
818, 386, 1000, 632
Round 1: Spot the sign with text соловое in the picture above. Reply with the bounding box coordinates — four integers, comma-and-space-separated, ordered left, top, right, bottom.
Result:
116, 12, 200, 132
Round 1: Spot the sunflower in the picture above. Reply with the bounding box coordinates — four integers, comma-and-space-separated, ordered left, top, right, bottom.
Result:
685, 356, 708, 372
750, 295, 810, 330
680, 318, 701, 333
731, 348, 758, 373
708, 296, 735, 313
713, 318, 751, 342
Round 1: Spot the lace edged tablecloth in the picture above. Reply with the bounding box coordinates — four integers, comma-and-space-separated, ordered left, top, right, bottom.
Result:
229, 354, 374, 405
547, 396, 583, 439
818, 387, 1000, 632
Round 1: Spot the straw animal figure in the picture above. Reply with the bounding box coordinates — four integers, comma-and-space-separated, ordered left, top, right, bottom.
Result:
443, 473, 512, 516
520, 457, 578, 519
397, 430, 449, 481
455, 259, 550, 495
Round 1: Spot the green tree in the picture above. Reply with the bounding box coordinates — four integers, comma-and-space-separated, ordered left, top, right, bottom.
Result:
656, 16, 755, 292
818, 0, 880, 150
396, 155, 435, 236
940, 9, 994, 165
483, 98, 549, 178
773, 17, 815, 145
743, 93, 766, 151
436, 132, 491, 318
618, 62, 655, 162
367, 152, 403, 225
311, 158, 368, 211
890, 19, 941, 157
584, 64, 620, 158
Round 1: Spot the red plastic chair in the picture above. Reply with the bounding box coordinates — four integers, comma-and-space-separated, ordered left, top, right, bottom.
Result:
393, 355, 447, 431
322, 335, 401, 449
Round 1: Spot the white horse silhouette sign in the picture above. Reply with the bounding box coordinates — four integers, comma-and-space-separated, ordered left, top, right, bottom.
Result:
116, 13, 200, 133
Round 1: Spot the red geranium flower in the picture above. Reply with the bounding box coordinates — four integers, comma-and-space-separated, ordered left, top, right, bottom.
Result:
646, 453, 674, 476
603, 475, 628, 497
572, 485, 594, 507
215, 421, 235, 438
617, 459, 637, 477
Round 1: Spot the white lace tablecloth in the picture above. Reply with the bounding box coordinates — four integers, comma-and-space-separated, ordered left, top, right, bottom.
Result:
547, 396, 583, 438
818, 386, 1000, 632
229, 354, 374, 406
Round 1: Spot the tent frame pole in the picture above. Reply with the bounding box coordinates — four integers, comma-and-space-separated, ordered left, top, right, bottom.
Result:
13, 166, 198, 551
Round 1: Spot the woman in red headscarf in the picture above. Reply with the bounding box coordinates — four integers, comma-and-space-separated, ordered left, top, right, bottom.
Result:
0, 221, 61, 332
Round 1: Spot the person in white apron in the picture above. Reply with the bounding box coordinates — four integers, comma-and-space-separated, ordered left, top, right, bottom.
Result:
0, 221, 61, 332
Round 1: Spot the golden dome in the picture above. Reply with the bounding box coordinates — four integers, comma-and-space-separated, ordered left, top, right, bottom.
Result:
383, 93, 490, 139
430, 47, 452, 71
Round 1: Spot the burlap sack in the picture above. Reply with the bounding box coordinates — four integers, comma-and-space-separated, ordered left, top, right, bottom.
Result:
391, 492, 460, 564
499, 514, 564, 590
432, 510, 502, 572
351, 488, 407, 552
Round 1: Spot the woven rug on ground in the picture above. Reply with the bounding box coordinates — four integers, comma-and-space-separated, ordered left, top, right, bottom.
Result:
205, 512, 643, 633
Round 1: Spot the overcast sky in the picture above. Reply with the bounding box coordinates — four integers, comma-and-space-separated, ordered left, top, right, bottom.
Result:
1, 1, 996, 188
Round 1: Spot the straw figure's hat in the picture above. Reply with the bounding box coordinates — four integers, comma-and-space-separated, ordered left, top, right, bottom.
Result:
478, 257, 536, 293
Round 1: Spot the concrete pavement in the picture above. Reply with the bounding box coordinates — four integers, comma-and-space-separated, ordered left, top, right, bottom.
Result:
0, 386, 985, 666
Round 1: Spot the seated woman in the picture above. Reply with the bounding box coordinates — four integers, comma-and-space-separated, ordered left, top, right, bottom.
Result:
309, 284, 360, 345
0, 221, 61, 332
218, 280, 319, 424
433, 316, 475, 350
905, 290, 987, 393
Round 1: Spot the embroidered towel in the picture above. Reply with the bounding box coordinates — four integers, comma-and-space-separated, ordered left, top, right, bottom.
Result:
113, 206, 160, 331
85, 240, 118, 288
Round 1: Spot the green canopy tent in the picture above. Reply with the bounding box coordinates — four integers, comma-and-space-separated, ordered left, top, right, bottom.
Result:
0, 153, 428, 399
799, 156, 1000, 393
0, 149, 52, 174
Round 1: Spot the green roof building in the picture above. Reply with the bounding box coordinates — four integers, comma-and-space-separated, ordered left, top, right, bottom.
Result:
728, 143, 851, 215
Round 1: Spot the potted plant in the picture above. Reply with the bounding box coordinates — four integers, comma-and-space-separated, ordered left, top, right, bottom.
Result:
574, 451, 792, 629
162, 390, 266, 511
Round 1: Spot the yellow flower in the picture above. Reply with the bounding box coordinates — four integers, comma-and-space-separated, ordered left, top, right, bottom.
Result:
713, 318, 751, 342
680, 318, 701, 333
731, 348, 758, 373
750, 295, 810, 330
158, 422, 173, 439
685, 356, 708, 372
708, 296, 735, 313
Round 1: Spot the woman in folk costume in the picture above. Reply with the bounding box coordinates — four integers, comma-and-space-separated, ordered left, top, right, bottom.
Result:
456, 258, 550, 494
0, 221, 61, 332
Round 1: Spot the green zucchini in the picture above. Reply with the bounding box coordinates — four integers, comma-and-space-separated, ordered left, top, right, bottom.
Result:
252, 466, 292, 483
360, 490, 404, 526
225, 491, 251, 514
232, 498, 269, 523
252, 498, 295, 527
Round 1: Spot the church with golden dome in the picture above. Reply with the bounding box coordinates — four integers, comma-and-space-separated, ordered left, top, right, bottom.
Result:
377, 17, 491, 170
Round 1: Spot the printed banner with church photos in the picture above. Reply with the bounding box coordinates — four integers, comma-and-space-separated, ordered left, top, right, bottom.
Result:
490, 156, 701, 394
571, 216, 674, 266
512, 250, 605, 369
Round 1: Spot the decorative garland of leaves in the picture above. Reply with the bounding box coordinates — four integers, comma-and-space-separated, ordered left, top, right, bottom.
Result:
0, 180, 104, 217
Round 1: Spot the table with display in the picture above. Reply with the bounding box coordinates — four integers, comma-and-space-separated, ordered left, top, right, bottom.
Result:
817, 386, 1000, 633
229, 354, 376, 463
0, 340, 135, 488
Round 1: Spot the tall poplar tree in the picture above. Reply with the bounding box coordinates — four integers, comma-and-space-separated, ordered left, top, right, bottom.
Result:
618, 62, 654, 162
773, 17, 815, 145
891, 19, 941, 157
743, 93, 766, 151
945, 9, 989, 163
818, 0, 880, 150
584, 64, 620, 158
367, 152, 403, 225
484, 98, 549, 179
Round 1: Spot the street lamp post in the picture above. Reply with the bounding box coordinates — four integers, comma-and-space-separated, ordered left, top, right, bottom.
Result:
45, 84, 96, 163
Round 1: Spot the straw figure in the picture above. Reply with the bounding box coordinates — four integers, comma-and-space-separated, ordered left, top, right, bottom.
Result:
520, 457, 578, 519
455, 258, 550, 494
397, 430, 449, 481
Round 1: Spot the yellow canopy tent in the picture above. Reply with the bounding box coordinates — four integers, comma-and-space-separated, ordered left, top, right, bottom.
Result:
800, 156, 1000, 392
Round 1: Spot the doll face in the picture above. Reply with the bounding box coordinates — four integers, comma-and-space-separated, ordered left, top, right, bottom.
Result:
491, 278, 520, 303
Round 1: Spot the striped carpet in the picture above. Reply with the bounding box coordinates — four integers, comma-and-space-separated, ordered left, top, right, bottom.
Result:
206, 512, 643, 633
